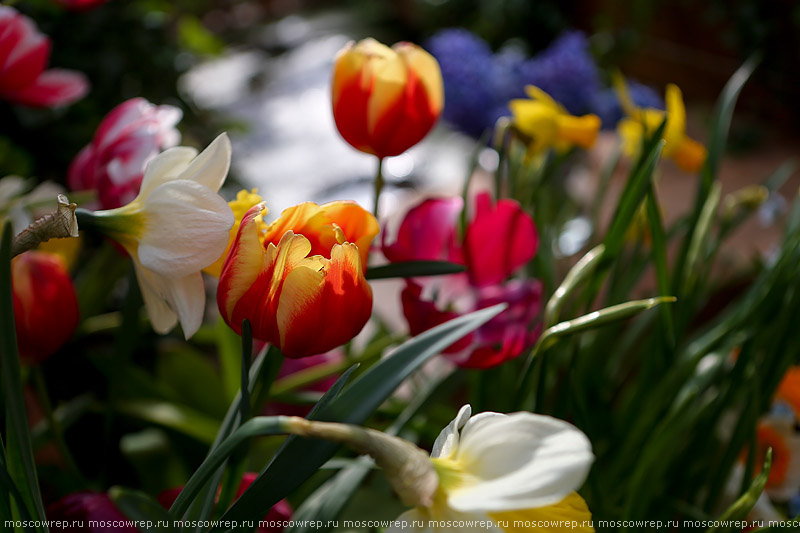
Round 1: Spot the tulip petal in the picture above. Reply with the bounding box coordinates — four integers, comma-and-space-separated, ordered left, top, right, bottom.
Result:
383, 197, 461, 263
138, 179, 234, 278
4, 68, 88, 108
218, 203, 269, 323
137, 146, 199, 200
0, 15, 49, 90
447, 412, 593, 512
276, 243, 372, 358
464, 193, 538, 287
395, 42, 444, 116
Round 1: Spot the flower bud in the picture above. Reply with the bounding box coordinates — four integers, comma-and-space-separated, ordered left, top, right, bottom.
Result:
332, 38, 443, 158
12, 251, 79, 363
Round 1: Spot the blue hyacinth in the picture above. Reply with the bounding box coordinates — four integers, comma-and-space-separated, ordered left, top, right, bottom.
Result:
426, 28, 663, 137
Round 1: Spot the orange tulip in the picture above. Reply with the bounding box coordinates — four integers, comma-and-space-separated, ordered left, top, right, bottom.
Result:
217, 201, 378, 358
331, 38, 444, 158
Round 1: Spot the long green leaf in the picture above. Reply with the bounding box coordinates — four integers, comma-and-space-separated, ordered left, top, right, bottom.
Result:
706, 449, 771, 533
365, 261, 465, 280
544, 244, 605, 327
117, 400, 220, 444
0, 221, 47, 532
214, 304, 505, 532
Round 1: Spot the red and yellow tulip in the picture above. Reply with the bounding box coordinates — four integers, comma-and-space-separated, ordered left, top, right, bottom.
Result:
332, 38, 444, 158
217, 201, 378, 358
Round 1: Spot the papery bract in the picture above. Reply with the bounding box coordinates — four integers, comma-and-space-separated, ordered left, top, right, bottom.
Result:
68, 98, 182, 210
509, 86, 601, 158
387, 405, 594, 532
12, 251, 79, 363
217, 201, 377, 358
332, 38, 443, 158
89, 134, 234, 339
0, 6, 88, 108
385, 192, 541, 369
47, 492, 137, 532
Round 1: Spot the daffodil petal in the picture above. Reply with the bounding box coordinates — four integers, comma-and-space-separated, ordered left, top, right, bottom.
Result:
488, 492, 594, 532
136, 146, 198, 200
447, 412, 593, 512
432, 404, 473, 460
133, 261, 178, 334
176, 132, 231, 193
138, 179, 234, 278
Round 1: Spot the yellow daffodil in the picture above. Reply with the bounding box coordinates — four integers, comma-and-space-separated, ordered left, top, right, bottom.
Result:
388, 405, 595, 533
509, 86, 601, 158
616, 79, 707, 173
84, 134, 235, 338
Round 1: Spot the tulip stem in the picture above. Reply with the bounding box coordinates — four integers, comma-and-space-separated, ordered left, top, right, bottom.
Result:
373, 157, 384, 219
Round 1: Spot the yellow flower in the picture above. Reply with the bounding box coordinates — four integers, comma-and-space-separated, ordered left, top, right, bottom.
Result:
509, 86, 601, 158
616, 79, 707, 173
388, 405, 595, 532
203, 188, 268, 278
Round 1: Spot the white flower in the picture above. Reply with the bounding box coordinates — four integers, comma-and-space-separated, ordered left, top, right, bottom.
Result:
90, 133, 234, 338
388, 405, 595, 533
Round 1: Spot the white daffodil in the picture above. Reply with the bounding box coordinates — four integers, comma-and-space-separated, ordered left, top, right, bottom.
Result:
388, 405, 595, 533
84, 133, 234, 338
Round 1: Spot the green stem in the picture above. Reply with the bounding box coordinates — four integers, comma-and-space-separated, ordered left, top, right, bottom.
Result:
373, 157, 384, 219
31, 368, 83, 482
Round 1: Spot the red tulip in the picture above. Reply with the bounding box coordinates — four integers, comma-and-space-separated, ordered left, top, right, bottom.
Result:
218, 201, 378, 358
12, 251, 79, 363
384, 192, 541, 369
0, 6, 88, 108
47, 492, 137, 532
68, 98, 182, 210
158, 473, 292, 533
331, 38, 443, 158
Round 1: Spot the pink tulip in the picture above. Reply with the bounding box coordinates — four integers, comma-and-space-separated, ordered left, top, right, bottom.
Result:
0, 6, 88, 108
158, 473, 292, 533
384, 192, 542, 369
68, 98, 182, 209
47, 492, 137, 532
55, 0, 109, 11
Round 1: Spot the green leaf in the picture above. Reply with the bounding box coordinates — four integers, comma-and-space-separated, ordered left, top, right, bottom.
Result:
117, 400, 220, 444
365, 261, 465, 280
645, 188, 675, 344
213, 304, 506, 532
0, 221, 47, 531
110, 487, 174, 532
544, 244, 605, 327
177, 15, 224, 55
706, 448, 771, 533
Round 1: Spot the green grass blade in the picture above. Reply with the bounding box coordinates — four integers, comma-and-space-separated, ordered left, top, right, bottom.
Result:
213, 304, 505, 532
544, 244, 605, 327
0, 221, 47, 531
645, 188, 675, 345
706, 449, 771, 533
365, 261, 465, 280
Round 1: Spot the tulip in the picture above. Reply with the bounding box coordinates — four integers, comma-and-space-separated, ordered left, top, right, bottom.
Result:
332, 38, 444, 159
509, 85, 601, 158
384, 192, 542, 369
217, 200, 378, 358
12, 251, 78, 363
80, 134, 234, 339
387, 405, 594, 532
47, 492, 137, 532
616, 80, 707, 173
204, 188, 268, 278
55, 0, 108, 11
0, 6, 88, 108
158, 473, 292, 533
68, 98, 182, 210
